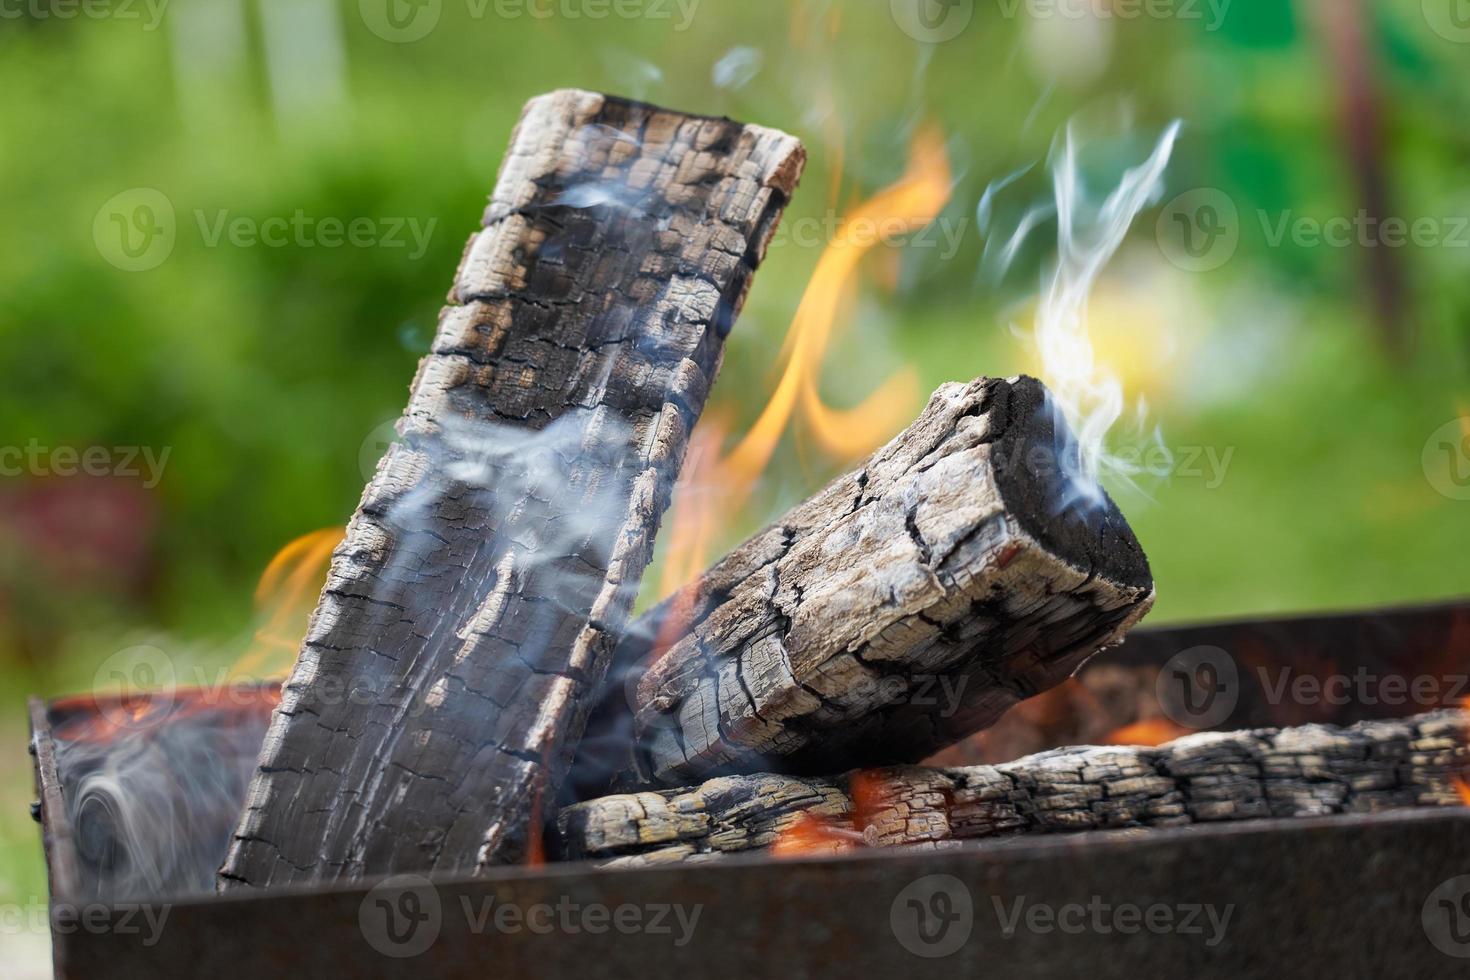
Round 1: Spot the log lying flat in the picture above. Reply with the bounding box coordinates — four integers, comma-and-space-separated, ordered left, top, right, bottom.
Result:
558, 709, 1470, 863
221, 90, 804, 888
579, 376, 1155, 791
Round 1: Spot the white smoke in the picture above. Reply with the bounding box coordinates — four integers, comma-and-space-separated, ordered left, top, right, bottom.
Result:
981, 119, 1182, 509
53, 696, 272, 901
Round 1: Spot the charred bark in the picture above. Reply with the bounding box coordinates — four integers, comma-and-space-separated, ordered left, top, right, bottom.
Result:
576, 376, 1155, 793
220, 90, 804, 888
559, 709, 1470, 864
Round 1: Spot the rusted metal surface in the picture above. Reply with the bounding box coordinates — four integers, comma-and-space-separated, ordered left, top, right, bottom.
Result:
937, 598, 1470, 766
41, 810, 1470, 979
29, 600, 1470, 977
28, 696, 80, 917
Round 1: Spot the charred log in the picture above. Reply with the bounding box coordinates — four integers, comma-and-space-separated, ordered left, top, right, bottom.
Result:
559, 709, 1470, 863
220, 90, 805, 889
577, 376, 1155, 793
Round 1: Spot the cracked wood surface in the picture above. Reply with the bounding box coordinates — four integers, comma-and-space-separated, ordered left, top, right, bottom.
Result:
576, 376, 1155, 792
558, 709, 1470, 863
219, 90, 804, 888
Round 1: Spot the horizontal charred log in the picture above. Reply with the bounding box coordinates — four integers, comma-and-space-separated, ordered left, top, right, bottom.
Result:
576, 375, 1154, 793
558, 709, 1470, 863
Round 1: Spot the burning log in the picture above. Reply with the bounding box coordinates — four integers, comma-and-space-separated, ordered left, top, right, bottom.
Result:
558, 708, 1470, 864
219, 90, 805, 888
578, 375, 1155, 791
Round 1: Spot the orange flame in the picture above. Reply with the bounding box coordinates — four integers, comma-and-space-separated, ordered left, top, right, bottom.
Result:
1102, 718, 1192, 748
655, 127, 951, 600
1455, 777, 1470, 808
770, 811, 865, 858
770, 770, 888, 858
230, 528, 343, 681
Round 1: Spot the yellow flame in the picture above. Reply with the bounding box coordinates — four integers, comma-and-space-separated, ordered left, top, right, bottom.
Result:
654, 126, 951, 599
230, 527, 343, 681
725, 123, 949, 482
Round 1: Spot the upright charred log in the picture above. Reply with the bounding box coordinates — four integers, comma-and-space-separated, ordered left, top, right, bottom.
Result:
220, 90, 805, 889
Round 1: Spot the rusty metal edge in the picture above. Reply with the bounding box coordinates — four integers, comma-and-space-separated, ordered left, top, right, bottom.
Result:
29, 695, 78, 903
1122, 595, 1470, 643
50, 807, 1470, 979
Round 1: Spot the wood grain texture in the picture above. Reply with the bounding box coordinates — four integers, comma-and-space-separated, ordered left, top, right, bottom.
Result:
220, 90, 804, 889
578, 376, 1155, 792
559, 709, 1470, 864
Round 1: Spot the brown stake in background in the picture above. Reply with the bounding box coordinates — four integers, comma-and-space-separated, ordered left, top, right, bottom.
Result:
219, 90, 804, 888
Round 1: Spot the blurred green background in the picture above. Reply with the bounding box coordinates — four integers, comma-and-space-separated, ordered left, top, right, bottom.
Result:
2, 0, 1468, 961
